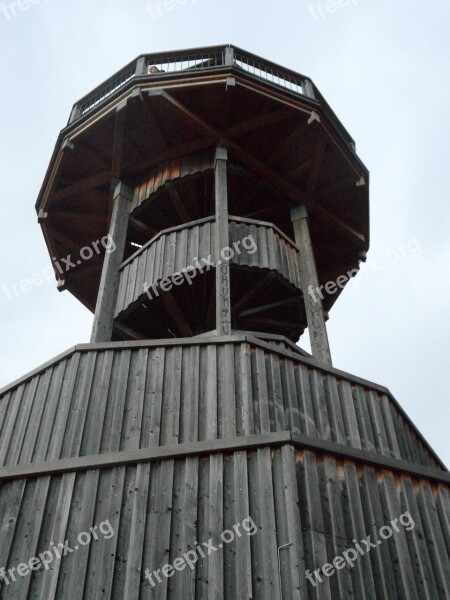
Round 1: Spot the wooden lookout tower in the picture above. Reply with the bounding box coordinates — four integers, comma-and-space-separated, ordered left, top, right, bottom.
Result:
0, 45, 449, 599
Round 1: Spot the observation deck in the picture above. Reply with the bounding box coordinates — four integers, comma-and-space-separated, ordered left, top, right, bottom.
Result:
36, 44, 369, 350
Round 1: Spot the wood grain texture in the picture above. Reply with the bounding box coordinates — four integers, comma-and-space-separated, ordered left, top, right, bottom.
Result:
0, 446, 448, 599
0, 340, 443, 472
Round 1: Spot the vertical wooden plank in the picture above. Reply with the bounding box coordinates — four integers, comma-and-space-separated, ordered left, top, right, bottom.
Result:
366, 391, 391, 457
323, 375, 346, 445
318, 457, 354, 599
20, 367, 54, 465
34, 473, 76, 599
338, 381, 362, 449
399, 477, 440, 600
143, 347, 166, 448
296, 364, 318, 437
144, 242, 156, 290
199, 345, 217, 442
141, 460, 175, 600
401, 424, 421, 465
217, 344, 237, 439
0, 391, 12, 442
196, 456, 209, 600
280, 237, 290, 282
272, 445, 305, 600
125, 253, 139, 309
80, 351, 114, 457
0, 387, 25, 467
309, 369, 331, 440
175, 227, 188, 274
379, 394, 401, 459
102, 350, 131, 453
378, 473, 419, 600
6, 476, 51, 600
169, 457, 199, 600
251, 348, 271, 434
180, 345, 200, 444
342, 463, 377, 600
86, 467, 126, 600
63, 352, 98, 459
32, 360, 66, 461
358, 468, 399, 599
223, 451, 253, 600
415, 482, 450, 598
284, 236, 294, 283
155, 236, 166, 285
122, 463, 151, 599
248, 448, 279, 600
163, 231, 177, 281
110, 465, 136, 598
258, 226, 269, 269
120, 349, 148, 452
134, 250, 148, 306
267, 226, 277, 271
390, 405, 413, 463
267, 353, 286, 432
199, 220, 210, 268
279, 358, 301, 433
435, 486, 450, 556
55, 469, 100, 600
296, 450, 332, 600
0, 479, 27, 585
188, 222, 200, 272
115, 263, 128, 315
352, 385, 377, 454
161, 347, 182, 446
4, 376, 39, 466
235, 343, 254, 437
47, 353, 81, 461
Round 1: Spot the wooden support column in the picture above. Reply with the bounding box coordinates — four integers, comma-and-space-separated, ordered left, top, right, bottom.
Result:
91, 182, 132, 343
215, 147, 232, 335
290, 205, 332, 366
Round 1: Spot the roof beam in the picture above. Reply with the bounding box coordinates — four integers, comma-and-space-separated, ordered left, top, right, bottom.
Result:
238, 296, 301, 318
160, 291, 193, 337
224, 108, 293, 139
166, 181, 191, 222
159, 90, 307, 205
53, 170, 111, 202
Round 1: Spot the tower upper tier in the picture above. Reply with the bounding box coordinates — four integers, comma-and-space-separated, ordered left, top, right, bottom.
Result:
35, 44, 369, 342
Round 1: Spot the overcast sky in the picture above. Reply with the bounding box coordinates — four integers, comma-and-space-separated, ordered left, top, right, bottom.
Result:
0, 0, 448, 466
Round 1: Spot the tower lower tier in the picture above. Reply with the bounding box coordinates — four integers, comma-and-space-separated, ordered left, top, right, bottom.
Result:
0, 335, 448, 599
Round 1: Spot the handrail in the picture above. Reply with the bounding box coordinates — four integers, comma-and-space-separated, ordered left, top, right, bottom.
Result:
66, 45, 355, 148
69, 46, 228, 123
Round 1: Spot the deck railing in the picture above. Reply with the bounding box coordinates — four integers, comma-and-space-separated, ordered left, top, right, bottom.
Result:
115, 215, 301, 317
67, 45, 355, 148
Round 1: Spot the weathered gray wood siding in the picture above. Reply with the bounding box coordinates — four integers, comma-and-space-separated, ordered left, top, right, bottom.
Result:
131, 153, 214, 212
0, 338, 441, 470
116, 218, 301, 316
0, 447, 448, 599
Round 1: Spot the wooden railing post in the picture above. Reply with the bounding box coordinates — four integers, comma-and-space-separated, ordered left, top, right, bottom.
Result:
290, 205, 332, 366
68, 104, 81, 124
135, 57, 147, 76
302, 79, 316, 99
225, 46, 235, 66
91, 181, 132, 343
215, 147, 232, 335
